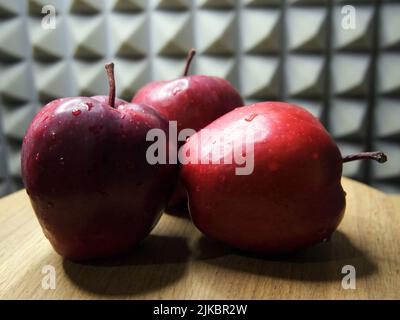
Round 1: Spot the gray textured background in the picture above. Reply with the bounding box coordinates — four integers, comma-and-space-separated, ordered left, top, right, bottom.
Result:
0, 0, 399, 197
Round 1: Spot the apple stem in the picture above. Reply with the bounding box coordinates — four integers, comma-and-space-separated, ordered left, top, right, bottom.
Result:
342, 151, 388, 164
183, 48, 196, 77
105, 62, 116, 108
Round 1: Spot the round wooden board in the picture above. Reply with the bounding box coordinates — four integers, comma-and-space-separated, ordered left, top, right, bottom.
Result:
0, 178, 399, 299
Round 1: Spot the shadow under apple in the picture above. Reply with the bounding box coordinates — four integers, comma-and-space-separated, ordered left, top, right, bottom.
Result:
164, 202, 190, 218
62, 234, 189, 296
195, 230, 377, 282
62, 228, 378, 296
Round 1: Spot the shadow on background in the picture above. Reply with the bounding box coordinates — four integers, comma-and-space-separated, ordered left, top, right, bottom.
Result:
63, 234, 189, 296
195, 230, 377, 282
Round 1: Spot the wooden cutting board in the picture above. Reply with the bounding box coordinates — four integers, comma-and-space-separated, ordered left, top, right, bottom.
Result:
0, 178, 399, 300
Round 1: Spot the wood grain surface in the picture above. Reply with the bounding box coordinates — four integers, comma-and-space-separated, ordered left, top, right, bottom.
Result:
0, 178, 399, 299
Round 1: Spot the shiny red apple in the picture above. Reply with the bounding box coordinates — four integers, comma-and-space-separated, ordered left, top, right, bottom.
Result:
21, 63, 178, 261
132, 49, 244, 213
181, 101, 387, 253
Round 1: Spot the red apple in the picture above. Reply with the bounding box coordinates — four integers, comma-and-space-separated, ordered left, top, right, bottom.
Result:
21, 63, 178, 261
181, 101, 387, 253
132, 49, 244, 213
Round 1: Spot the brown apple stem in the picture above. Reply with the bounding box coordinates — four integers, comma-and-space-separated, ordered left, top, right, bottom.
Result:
342, 151, 388, 164
183, 48, 196, 77
105, 62, 116, 108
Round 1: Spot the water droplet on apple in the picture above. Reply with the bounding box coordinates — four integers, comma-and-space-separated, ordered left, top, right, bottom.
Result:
59, 157, 64, 165
86, 102, 94, 111
245, 113, 258, 122
35, 153, 40, 161
172, 87, 182, 96
72, 108, 81, 116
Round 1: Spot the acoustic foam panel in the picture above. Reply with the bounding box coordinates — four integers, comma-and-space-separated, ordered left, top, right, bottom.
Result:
0, 0, 399, 196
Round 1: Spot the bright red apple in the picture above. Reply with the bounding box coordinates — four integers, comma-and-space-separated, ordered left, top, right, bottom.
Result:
21, 63, 178, 261
132, 49, 244, 213
181, 101, 387, 253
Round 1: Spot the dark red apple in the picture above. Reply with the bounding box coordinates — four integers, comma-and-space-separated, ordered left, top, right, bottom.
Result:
132, 49, 244, 213
181, 101, 387, 253
21, 63, 178, 261
132, 49, 243, 132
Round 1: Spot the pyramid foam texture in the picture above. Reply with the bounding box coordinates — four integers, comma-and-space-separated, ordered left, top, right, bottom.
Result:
0, 0, 399, 195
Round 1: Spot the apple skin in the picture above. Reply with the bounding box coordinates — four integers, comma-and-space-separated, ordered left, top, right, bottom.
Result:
132, 75, 244, 212
132, 75, 244, 132
21, 97, 178, 261
181, 102, 346, 253
91, 95, 126, 107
